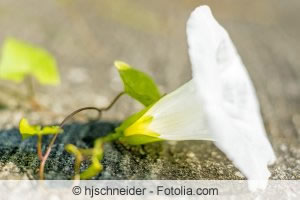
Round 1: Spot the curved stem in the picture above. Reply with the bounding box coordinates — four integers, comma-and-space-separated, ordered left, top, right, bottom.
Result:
26, 76, 35, 99
37, 135, 43, 161
74, 154, 83, 180
38, 92, 125, 180
59, 91, 125, 127
103, 92, 125, 111
59, 107, 103, 127
39, 135, 56, 180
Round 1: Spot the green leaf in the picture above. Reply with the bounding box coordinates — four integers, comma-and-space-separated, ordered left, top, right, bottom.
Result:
19, 118, 63, 140
0, 37, 60, 85
115, 61, 161, 106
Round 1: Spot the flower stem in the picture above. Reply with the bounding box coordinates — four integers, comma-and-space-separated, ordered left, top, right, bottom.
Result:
103, 92, 125, 111
38, 91, 125, 180
74, 154, 83, 180
37, 135, 43, 161
65, 144, 83, 180
26, 76, 35, 100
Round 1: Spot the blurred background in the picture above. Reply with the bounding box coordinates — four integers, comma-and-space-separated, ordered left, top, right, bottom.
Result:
0, 0, 299, 179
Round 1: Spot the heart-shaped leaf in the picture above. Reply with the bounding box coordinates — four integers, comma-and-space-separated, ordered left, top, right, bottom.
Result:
0, 37, 60, 85
115, 61, 161, 106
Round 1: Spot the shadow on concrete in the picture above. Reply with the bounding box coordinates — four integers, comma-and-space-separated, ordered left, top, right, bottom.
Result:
1, 120, 292, 180
0, 120, 164, 180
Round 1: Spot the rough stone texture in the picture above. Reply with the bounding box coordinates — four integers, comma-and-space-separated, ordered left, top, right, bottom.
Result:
0, 122, 251, 180
0, 0, 299, 180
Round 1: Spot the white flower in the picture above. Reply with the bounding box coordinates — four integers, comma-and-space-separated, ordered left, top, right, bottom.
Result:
125, 80, 211, 141
124, 5, 276, 191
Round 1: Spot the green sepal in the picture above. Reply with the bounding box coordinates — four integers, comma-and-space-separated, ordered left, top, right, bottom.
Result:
119, 135, 163, 145
116, 105, 164, 145
115, 106, 150, 134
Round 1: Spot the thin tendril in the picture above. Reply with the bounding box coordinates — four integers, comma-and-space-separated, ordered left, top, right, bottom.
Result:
38, 92, 125, 180
59, 107, 103, 127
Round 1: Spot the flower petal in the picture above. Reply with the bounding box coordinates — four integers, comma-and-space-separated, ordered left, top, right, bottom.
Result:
186, 5, 276, 189
146, 80, 212, 141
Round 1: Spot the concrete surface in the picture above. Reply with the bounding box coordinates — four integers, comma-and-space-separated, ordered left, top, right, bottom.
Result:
0, 0, 299, 180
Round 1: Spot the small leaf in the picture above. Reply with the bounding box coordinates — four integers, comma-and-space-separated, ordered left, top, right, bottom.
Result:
0, 37, 60, 85
19, 118, 63, 140
115, 61, 161, 106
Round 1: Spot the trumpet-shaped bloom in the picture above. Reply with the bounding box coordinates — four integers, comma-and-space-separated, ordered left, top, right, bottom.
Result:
124, 80, 212, 141
124, 5, 276, 190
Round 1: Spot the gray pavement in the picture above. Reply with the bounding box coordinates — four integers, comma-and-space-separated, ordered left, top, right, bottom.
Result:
0, 0, 299, 180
